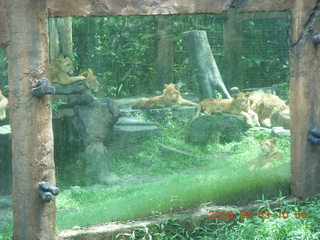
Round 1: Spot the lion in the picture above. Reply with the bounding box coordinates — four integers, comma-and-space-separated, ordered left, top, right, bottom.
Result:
249, 92, 290, 129
132, 83, 198, 109
0, 90, 8, 121
193, 92, 259, 126
248, 137, 283, 170
80, 69, 100, 92
50, 57, 99, 91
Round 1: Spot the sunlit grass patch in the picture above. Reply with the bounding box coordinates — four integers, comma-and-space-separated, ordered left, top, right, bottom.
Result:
57, 162, 290, 229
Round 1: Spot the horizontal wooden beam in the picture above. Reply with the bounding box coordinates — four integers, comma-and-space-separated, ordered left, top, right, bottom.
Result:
47, 0, 292, 18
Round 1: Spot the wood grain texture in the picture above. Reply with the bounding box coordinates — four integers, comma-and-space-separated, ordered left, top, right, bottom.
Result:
47, 0, 292, 17
6, 0, 57, 239
290, 7, 320, 197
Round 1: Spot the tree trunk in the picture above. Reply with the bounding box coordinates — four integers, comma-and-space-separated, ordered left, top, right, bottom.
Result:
156, 16, 173, 88
183, 30, 231, 100
223, 9, 240, 89
290, 7, 320, 197
49, 17, 73, 63
6, 1, 57, 239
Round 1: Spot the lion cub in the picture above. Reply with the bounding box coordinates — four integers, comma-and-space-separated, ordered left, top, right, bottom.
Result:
248, 137, 283, 170
50, 57, 100, 91
193, 92, 259, 126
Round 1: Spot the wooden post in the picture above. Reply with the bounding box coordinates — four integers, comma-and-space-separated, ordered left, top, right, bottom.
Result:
156, 16, 173, 87
223, 8, 240, 89
183, 30, 231, 100
290, 8, 320, 197
49, 17, 73, 63
6, 0, 57, 239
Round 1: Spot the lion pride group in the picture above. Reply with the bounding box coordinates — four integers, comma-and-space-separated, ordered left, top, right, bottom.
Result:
0, 82, 289, 130
132, 83, 290, 129
0, 57, 289, 131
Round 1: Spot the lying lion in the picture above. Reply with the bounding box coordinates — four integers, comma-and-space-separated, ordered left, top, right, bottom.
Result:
248, 137, 283, 170
249, 92, 290, 129
50, 57, 99, 92
80, 69, 100, 92
132, 83, 198, 109
193, 92, 259, 126
0, 90, 8, 121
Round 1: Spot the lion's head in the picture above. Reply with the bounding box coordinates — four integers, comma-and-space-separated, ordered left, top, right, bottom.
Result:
233, 92, 250, 110
162, 83, 181, 102
81, 69, 100, 92
260, 137, 277, 154
54, 57, 74, 75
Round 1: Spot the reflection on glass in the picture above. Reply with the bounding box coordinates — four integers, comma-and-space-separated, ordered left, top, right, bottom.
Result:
0, 11, 291, 233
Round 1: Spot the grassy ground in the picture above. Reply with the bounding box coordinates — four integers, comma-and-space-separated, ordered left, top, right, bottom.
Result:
55, 119, 291, 229
116, 196, 320, 240
0, 117, 292, 238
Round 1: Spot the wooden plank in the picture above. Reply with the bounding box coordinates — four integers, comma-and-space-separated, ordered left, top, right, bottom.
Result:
48, 0, 291, 17
290, 8, 320, 197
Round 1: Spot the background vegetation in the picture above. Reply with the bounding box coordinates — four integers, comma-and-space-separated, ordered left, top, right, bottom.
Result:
72, 13, 290, 98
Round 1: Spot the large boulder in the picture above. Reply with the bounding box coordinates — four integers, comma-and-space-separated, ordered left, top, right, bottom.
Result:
111, 117, 162, 152
83, 142, 119, 185
73, 98, 119, 145
120, 105, 197, 124
53, 98, 120, 186
52, 82, 95, 107
186, 113, 250, 145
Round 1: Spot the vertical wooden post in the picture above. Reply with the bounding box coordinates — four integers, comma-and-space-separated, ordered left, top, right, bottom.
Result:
223, 8, 240, 89
290, 8, 320, 197
6, 0, 57, 239
156, 16, 173, 87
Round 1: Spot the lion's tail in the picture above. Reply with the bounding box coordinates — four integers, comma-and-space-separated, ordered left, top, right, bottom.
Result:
192, 103, 202, 121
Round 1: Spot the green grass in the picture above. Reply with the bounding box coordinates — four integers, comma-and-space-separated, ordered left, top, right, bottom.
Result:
0, 116, 292, 238
55, 118, 291, 229
56, 163, 290, 229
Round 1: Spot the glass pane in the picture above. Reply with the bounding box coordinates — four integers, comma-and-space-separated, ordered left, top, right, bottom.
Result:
0, 12, 291, 237
0, 45, 12, 237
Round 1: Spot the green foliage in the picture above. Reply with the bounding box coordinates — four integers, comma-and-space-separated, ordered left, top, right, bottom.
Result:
71, 13, 290, 97
52, 99, 67, 112
0, 224, 12, 240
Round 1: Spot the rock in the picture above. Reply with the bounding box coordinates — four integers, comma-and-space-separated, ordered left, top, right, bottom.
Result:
73, 98, 120, 145
53, 93, 95, 107
102, 173, 121, 185
0, 124, 10, 134
272, 127, 291, 138
53, 81, 88, 95
83, 142, 113, 184
0, 195, 12, 209
52, 108, 74, 119
186, 113, 250, 145
120, 106, 196, 124
111, 117, 162, 151
116, 117, 158, 126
